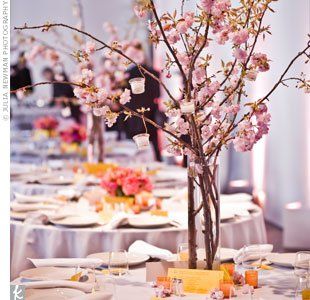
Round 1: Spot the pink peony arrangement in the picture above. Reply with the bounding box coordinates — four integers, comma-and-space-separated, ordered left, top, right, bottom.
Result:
59, 123, 86, 144
33, 116, 59, 131
100, 166, 153, 197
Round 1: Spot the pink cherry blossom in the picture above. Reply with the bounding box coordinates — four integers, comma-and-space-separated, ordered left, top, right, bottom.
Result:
167, 29, 181, 44
230, 29, 249, 45
133, 5, 147, 18
201, 0, 215, 13
184, 12, 194, 27
251, 53, 270, 72
176, 20, 189, 34
119, 88, 131, 104
176, 118, 190, 136
246, 69, 258, 81
233, 48, 247, 62
84, 41, 96, 54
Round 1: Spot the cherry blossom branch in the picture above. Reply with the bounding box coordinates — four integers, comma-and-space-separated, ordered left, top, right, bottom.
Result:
14, 23, 177, 103
149, 0, 187, 83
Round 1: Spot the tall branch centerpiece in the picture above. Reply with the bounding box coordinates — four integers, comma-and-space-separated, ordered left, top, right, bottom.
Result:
12, 0, 309, 269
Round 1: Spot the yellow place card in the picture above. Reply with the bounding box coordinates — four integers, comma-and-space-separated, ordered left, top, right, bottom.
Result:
167, 268, 223, 294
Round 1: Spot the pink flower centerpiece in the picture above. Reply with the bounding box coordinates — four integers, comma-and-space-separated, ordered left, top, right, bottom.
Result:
60, 123, 87, 145
33, 116, 59, 138
100, 166, 152, 197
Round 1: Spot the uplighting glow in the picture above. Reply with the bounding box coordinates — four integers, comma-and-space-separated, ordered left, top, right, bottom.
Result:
229, 179, 249, 188
285, 201, 302, 210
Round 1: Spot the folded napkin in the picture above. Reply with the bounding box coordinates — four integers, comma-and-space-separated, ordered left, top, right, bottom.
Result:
10, 202, 59, 212
233, 244, 273, 264
22, 280, 93, 293
128, 240, 173, 260
72, 292, 113, 300
24, 212, 50, 225
28, 258, 103, 268
14, 192, 63, 205
104, 212, 128, 230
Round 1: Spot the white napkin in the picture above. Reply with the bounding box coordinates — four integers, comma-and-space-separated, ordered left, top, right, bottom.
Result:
128, 240, 173, 260
24, 212, 50, 225
233, 244, 274, 264
22, 280, 94, 293
72, 292, 113, 300
10, 202, 59, 212
28, 258, 103, 268
14, 192, 63, 205
105, 212, 128, 230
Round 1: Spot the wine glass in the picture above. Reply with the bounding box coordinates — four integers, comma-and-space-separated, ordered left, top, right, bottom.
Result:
241, 244, 264, 270
177, 243, 189, 261
108, 250, 129, 277
294, 251, 310, 298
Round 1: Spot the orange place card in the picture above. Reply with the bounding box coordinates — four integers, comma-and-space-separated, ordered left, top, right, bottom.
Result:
302, 289, 310, 300
167, 268, 224, 294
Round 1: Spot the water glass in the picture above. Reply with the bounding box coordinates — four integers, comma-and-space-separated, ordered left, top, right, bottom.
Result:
108, 250, 129, 277
241, 245, 263, 270
294, 251, 310, 298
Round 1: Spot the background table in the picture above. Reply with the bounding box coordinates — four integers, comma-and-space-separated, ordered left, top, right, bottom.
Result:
10, 207, 267, 279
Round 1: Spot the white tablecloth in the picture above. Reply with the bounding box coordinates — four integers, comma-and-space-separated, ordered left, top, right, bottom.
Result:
10, 207, 266, 279
13, 265, 298, 299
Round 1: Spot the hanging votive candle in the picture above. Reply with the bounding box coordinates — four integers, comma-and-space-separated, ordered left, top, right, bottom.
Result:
93, 107, 104, 117
129, 77, 145, 94
180, 101, 195, 114
133, 133, 150, 150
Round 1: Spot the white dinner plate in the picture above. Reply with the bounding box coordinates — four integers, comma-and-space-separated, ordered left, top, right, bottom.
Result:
266, 253, 296, 268
39, 177, 74, 186
50, 214, 99, 227
87, 252, 150, 266
26, 288, 85, 300
20, 267, 77, 281
152, 188, 177, 198
128, 216, 171, 228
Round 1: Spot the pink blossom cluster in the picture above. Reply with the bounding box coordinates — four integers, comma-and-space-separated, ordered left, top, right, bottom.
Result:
100, 166, 153, 196
25, 44, 60, 65
59, 123, 86, 144
33, 116, 59, 130
233, 104, 271, 152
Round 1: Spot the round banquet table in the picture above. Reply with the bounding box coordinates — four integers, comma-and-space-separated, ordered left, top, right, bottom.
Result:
12, 264, 298, 299
10, 207, 267, 279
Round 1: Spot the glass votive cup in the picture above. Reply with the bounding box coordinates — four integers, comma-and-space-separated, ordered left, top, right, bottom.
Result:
245, 270, 258, 288
156, 276, 171, 290
219, 280, 235, 298
221, 263, 235, 276
133, 133, 150, 150
129, 77, 145, 94
177, 243, 189, 261
180, 101, 195, 114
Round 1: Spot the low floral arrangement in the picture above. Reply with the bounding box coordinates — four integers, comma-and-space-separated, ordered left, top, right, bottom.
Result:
100, 166, 153, 197
59, 123, 87, 145
33, 115, 59, 138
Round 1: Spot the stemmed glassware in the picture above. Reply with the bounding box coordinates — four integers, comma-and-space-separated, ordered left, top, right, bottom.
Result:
294, 251, 310, 298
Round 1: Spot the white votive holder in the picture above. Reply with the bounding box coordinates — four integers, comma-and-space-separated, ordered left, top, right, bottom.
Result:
180, 101, 195, 114
129, 77, 145, 94
133, 133, 150, 150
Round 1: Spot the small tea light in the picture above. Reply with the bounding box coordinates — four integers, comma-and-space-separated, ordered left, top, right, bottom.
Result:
180, 101, 195, 114
219, 280, 235, 298
129, 77, 145, 94
221, 263, 235, 276
245, 270, 258, 288
93, 107, 104, 117
133, 133, 150, 150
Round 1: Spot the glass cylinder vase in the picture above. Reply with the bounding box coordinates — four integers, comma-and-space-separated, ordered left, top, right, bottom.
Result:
190, 162, 220, 270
